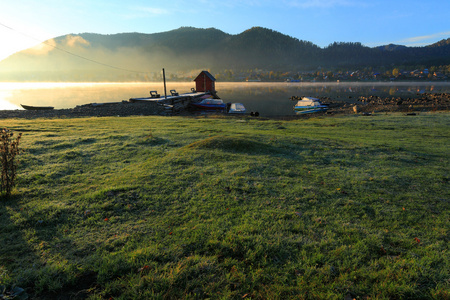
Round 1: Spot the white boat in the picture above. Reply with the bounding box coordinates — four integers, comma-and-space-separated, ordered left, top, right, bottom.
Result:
227, 103, 246, 114
293, 97, 328, 114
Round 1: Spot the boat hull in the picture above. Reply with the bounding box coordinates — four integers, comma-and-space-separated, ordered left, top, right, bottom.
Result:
191, 103, 226, 110
294, 105, 328, 114
191, 99, 226, 110
21, 104, 54, 110
228, 109, 246, 114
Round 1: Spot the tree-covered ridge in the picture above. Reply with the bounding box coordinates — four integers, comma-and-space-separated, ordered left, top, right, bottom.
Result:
429, 38, 450, 47
0, 26, 449, 81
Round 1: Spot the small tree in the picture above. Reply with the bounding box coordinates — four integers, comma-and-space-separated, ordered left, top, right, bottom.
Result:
1, 128, 22, 198
392, 68, 400, 77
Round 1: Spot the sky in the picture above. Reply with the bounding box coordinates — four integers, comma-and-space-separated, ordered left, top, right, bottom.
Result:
1, 0, 449, 62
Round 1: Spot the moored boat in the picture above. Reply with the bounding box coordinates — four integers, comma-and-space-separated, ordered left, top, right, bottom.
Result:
227, 103, 247, 114
293, 97, 328, 114
21, 104, 54, 110
191, 98, 226, 110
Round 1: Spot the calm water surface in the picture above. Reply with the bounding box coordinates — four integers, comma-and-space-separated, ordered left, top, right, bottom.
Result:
1, 82, 449, 116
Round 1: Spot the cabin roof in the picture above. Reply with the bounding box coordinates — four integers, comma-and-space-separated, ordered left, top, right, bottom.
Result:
194, 71, 216, 82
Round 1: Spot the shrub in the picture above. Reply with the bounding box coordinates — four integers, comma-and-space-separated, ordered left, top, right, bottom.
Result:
0, 128, 22, 198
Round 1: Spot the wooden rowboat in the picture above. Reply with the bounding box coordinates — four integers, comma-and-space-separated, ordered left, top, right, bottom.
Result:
21, 104, 54, 110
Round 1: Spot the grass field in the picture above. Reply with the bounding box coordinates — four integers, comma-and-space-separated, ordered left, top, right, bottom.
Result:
1, 112, 449, 299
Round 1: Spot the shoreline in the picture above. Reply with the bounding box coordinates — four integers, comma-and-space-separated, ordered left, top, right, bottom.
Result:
0, 101, 167, 119
1, 92, 449, 119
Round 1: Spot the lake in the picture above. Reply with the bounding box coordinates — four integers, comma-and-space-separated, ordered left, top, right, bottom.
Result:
1, 81, 450, 116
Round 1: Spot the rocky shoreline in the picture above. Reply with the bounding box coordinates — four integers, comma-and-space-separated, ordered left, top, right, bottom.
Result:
1, 93, 449, 119
0, 101, 168, 119
321, 92, 450, 114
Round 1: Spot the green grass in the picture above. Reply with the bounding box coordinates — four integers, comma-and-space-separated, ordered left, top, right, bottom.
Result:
1, 112, 449, 299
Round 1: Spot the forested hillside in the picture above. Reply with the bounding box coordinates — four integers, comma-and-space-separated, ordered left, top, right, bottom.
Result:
0, 27, 448, 81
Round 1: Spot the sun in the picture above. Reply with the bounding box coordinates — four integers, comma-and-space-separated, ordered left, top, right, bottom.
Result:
0, 23, 45, 62
0, 99, 22, 110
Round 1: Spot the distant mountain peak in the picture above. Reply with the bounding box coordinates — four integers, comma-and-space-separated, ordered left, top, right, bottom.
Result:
244, 26, 271, 32
378, 44, 407, 51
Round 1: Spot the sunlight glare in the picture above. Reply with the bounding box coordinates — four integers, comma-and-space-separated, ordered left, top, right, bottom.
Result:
0, 99, 22, 110
0, 20, 52, 62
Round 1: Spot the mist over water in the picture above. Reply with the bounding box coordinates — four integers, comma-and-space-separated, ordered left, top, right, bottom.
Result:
1, 82, 449, 116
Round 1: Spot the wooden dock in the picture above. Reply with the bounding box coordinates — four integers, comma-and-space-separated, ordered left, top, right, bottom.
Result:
129, 91, 210, 113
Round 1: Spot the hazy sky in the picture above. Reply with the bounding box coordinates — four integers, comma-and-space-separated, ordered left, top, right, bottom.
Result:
1, 0, 449, 61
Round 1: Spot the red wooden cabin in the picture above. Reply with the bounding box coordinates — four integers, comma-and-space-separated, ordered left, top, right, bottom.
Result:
194, 71, 216, 93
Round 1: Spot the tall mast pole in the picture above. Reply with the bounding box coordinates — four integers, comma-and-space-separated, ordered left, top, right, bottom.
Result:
163, 68, 167, 100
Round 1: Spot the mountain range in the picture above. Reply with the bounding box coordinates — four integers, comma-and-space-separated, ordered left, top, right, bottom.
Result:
0, 26, 449, 81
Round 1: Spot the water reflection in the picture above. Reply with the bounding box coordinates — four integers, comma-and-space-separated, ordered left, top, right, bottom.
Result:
1, 82, 449, 115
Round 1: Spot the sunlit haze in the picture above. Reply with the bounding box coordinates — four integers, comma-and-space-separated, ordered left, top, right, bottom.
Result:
1, 0, 449, 61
